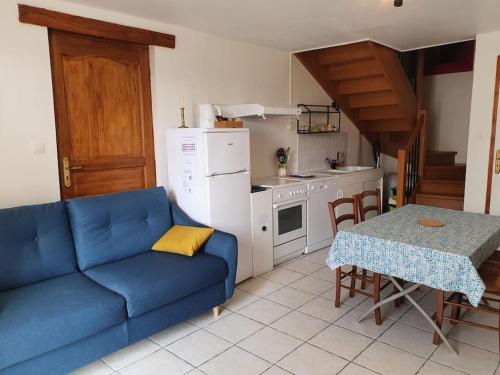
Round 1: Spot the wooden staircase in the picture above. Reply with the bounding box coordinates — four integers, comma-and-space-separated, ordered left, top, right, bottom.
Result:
415, 151, 466, 210
295, 41, 417, 157
296, 41, 466, 210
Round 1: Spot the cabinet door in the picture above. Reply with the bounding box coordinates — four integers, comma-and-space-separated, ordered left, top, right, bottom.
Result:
336, 182, 362, 230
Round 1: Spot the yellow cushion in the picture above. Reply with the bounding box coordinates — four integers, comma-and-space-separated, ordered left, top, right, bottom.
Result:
152, 225, 215, 257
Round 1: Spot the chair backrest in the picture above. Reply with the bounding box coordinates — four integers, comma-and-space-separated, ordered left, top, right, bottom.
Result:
328, 197, 359, 237
0, 201, 78, 292
356, 189, 381, 222
66, 187, 172, 271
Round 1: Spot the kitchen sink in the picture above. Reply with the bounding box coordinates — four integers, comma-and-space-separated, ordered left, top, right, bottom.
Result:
322, 166, 374, 174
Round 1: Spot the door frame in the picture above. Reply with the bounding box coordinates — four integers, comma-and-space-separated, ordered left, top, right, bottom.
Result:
485, 56, 500, 214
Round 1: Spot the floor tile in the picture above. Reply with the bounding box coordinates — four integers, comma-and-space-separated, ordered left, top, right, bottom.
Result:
356, 295, 412, 320
166, 330, 232, 367
430, 340, 499, 375
322, 287, 367, 307
309, 325, 373, 360
262, 268, 305, 284
448, 310, 499, 353
298, 296, 351, 323
378, 322, 435, 358
265, 286, 316, 308
199, 346, 270, 375
354, 341, 426, 375
261, 366, 292, 375
187, 307, 231, 327
290, 276, 334, 295
119, 349, 193, 375
238, 327, 303, 364
310, 266, 337, 283
205, 312, 264, 343
102, 339, 160, 370
222, 289, 260, 311
70, 360, 114, 375
186, 370, 207, 375
150, 322, 199, 346
334, 308, 394, 339
399, 307, 452, 334
277, 343, 348, 375
339, 363, 378, 375
271, 310, 329, 341
418, 361, 466, 375
237, 277, 284, 297
304, 249, 330, 265
280, 258, 324, 274
239, 299, 291, 325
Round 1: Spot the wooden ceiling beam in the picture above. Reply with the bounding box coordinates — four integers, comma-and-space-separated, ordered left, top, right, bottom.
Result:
18, 4, 175, 48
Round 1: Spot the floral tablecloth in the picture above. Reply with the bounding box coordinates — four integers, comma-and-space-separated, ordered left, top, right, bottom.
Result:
326, 204, 500, 306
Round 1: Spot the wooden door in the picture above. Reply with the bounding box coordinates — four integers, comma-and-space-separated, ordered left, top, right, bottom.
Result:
49, 31, 156, 199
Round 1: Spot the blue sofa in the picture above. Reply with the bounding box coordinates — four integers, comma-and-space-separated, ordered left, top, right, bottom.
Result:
0, 187, 237, 375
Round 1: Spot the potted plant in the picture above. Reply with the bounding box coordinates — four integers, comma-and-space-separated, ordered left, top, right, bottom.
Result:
276, 147, 290, 177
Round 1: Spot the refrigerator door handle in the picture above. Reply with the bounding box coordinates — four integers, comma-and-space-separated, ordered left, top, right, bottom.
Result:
208, 169, 250, 177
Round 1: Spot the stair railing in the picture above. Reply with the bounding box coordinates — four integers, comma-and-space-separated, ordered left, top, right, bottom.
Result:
396, 110, 427, 207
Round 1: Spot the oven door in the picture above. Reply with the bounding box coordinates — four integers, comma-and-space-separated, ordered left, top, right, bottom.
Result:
273, 198, 307, 246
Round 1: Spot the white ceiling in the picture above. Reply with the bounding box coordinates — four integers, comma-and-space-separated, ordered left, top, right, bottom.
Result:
67, 0, 500, 52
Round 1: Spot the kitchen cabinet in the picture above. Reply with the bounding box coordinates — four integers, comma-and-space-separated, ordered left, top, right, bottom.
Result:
306, 178, 337, 253
251, 187, 274, 276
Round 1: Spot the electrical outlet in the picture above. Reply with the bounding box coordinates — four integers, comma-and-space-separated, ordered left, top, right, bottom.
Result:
31, 142, 46, 155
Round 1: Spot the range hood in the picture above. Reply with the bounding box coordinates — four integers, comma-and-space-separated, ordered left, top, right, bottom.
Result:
217, 104, 301, 119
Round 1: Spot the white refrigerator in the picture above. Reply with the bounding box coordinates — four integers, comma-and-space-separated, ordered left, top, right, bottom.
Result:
166, 128, 252, 283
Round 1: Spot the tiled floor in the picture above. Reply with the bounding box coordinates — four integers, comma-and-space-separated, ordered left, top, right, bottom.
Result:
72, 249, 500, 375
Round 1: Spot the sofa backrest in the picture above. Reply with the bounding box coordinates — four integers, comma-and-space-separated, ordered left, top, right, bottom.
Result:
0, 201, 78, 292
66, 187, 172, 270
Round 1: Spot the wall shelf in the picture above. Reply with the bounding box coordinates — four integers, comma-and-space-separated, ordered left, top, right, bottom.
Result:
296, 103, 341, 134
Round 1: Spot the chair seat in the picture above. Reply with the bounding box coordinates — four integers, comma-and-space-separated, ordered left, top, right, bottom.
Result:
478, 264, 500, 294
0, 272, 126, 370
84, 251, 228, 318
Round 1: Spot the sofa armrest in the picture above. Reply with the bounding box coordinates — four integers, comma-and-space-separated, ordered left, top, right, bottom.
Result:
171, 203, 238, 299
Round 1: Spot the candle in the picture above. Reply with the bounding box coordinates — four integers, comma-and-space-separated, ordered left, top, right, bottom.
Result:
180, 96, 184, 108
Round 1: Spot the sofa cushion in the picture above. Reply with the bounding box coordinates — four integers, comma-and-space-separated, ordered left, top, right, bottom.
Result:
0, 201, 77, 292
0, 272, 126, 370
66, 187, 172, 270
84, 251, 228, 318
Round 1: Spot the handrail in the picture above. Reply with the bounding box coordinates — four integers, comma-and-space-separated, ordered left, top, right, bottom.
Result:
396, 110, 427, 207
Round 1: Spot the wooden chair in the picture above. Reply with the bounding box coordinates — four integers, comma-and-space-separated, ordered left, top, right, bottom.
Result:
355, 189, 381, 290
328, 196, 391, 325
433, 252, 500, 351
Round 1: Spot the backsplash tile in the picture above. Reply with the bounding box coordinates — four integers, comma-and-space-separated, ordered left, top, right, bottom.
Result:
298, 132, 347, 172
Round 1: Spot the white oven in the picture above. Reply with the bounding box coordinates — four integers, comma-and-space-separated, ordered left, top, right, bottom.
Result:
273, 197, 307, 246
272, 184, 307, 263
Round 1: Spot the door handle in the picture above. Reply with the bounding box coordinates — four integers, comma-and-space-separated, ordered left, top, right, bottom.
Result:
496, 150, 500, 174
63, 157, 83, 188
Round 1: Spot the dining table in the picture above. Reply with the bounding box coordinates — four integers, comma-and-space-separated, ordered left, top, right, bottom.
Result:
326, 204, 500, 354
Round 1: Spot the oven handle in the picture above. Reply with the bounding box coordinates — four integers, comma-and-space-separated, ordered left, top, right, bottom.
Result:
272, 198, 308, 209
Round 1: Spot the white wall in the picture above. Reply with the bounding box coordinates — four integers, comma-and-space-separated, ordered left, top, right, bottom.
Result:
0, 1, 60, 207
464, 30, 500, 213
0, 0, 372, 208
423, 71, 473, 164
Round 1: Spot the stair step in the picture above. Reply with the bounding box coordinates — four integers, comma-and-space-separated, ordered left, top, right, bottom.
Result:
415, 193, 464, 211
317, 42, 373, 66
420, 179, 465, 195
349, 91, 399, 108
423, 165, 466, 180
358, 105, 405, 121
360, 119, 412, 132
329, 60, 383, 80
339, 76, 391, 95
426, 151, 457, 166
